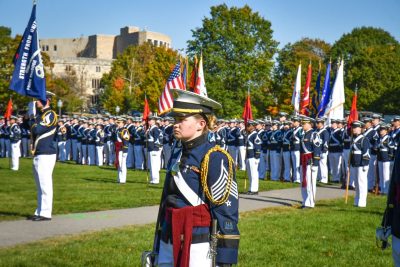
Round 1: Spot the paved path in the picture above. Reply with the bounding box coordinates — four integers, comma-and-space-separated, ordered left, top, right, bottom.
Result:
0, 185, 352, 248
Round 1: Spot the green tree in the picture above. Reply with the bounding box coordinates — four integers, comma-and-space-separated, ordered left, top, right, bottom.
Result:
100, 43, 179, 114
329, 27, 400, 113
272, 38, 331, 115
187, 4, 278, 118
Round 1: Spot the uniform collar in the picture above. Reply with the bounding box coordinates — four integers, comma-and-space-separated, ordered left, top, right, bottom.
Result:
182, 132, 208, 150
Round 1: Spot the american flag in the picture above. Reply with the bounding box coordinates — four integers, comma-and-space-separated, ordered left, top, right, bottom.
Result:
158, 61, 185, 114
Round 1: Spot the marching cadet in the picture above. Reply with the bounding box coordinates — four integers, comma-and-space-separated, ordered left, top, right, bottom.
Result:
9, 115, 21, 171
237, 120, 246, 171
246, 120, 262, 194
147, 115, 163, 184
391, 116, 400, 155
342, 121, 354, 189
105, 117, 116, 166
95, 123, 105, 166
258, 120, 270, 180
350, 121, 370, 207
81, 121, 89, 165
363, 117, 379, 192
215, 119, 228, 150
76, 118, 85, 164
87, 123, 96, 166
372, 113, 382, 132
227, 119, 240, 167
0, 116, 5, 157
269, 120, 283, 181
70, 117, 79, 162
377, 123, 395, 195
126, 117, 135, 169
134, 118, 146, 170
64, 116, 72, 161
162, 117, 174, 169
56, 119, 67, 162
328, 119, 344, 183
20, 115, 31, 158
315, 117, 329, 184
2, 118, 11, 158
282, 121, 292, 182
30, 92, 58, 221
300, 116, 321, 208
290, 116, 302, 183
114, 117, 130, 184
146, 89, 239, 267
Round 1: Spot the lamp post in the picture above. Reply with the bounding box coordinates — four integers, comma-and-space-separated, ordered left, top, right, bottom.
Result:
115, 105, 120, 115
57, 99, 63, 116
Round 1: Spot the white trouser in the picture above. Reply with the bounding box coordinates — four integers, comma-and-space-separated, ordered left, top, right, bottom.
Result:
258, 151, 269, 179
11, 141, 21, 170
393, 235, 400, 267
118, 151, 127, 183
318, 151, 329, 183
158, 240, 211, 267
96, 146, 104, 166
291, 150, 301, 183
0, 138, 5, 157
5, 139, 11, 157
103, 142, 109, 164
87, 145, 96, 165
163, 144, 173, 169
247, 157, 259, 192
352, 165, 369, 207
134, 145, 144, 169
81, 144, 88, 165
107, 141, 115, 165
227, 145, 239, 167
328, 152, 342, 182
57, 141, 66, 162
76, 142, 82, 163
33, 154, 56, 218
238, 145, 246, 171
367, 154, 377, 190
301, 164, 318, 208
71, 139, 78, 161
282, 151, 291, 181
65, 139, 71, 160
378, 161, 392, 194
270, 150, 281, 181
148, 150, 162, 184
21, 137, 29, 157
127, 143, 134, 168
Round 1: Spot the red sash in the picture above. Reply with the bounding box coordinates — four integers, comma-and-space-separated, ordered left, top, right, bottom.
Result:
300, 153, 312, 188
114, 142, 122, 169
166, 204, 211, 267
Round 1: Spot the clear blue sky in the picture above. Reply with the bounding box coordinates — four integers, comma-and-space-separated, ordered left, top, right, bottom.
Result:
1, 0, 399, 51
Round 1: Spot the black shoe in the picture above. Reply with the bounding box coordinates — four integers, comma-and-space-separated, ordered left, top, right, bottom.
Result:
32, 216, 51, 221
27, 215, 39, 220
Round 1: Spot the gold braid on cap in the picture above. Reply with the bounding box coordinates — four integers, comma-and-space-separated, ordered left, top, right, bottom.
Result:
200, 145, 234, 205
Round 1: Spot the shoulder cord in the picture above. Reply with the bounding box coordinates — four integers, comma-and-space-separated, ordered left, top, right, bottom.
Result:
200, 145, 234, 205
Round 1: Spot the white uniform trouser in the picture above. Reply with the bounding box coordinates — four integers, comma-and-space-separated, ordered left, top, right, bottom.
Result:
238, 145, 246, 171
163, 144, 173, 169
57, 141, 66, 162
107, 140, 115, 165
134, 145, 144, 169
393, 235, 400, 267
0, 138, 5, 157
87, 145, 96, 165
282, 151, 291, 181
228, 145, 239, 167
81, 144, 88, 165
127, 143, 134, 168
5, 139, 11, 157
270, 150, 281, 181
378, 161, 392, 194
300, 164, 318, 208
158, 240, 211, 267
71, 139, 78, 161
76, 142, 82, 163
291, 150, 301, 183
148, 150, 162, 184
65, 139, 71, 160
11, 140, 21, 170
258, 151, 269, 179
367, 154, 377, 190
117, 151, 127, 183
33, 154, 56, 218
352, 165, 369, 207
96, 146, 104, 166
328, 152, 342, 182
21, 137, 29, 157
247, 157, 259, 192
318, 151, 329, 183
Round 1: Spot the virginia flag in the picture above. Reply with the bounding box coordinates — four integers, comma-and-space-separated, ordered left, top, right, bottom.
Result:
291, 63, 301, 114
194, 54, 207, 97
325, 59, 345, 120
9, 3, 46, 102
317, 62, 331, 117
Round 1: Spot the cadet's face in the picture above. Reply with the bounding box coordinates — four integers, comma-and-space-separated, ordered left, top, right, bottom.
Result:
173, 115, 205, 142
380, 129, 387, 136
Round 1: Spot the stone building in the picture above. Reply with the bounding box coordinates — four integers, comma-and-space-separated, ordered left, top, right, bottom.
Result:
40, 26, 172, 109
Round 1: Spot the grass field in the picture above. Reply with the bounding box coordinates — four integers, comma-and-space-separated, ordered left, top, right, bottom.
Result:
0, 196, 391, 266
0, 158, 296, 221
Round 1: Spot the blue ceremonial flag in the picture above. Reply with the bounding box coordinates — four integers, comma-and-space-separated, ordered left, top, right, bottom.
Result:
9, 2, 46, 102
317, 62, 331, 117
311, 67, 321, 117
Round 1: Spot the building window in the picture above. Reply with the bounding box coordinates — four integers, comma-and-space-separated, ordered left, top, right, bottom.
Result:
54, 45, 57, 51
46, 45, 49, 51
159, 41, 163, 47
92, 79, 101, 89
65, 65, 72, 72
96, 66, 101, 72
147, 39, 152, 44
91, 95, 98, 105
153, 40, 158, 46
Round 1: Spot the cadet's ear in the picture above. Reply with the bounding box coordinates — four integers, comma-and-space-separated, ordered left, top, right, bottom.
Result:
197, 119, 206, 131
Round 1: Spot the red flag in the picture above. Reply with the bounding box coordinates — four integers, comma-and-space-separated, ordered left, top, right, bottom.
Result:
347, 89, 358, 128
143, 94, 150, 121
242, 92, 253, 125
4, 98, 13, 120
300, 63, 312, 115
189, 56, 198, 92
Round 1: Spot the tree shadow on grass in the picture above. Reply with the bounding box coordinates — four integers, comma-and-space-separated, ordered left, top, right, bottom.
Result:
0, 211, 29, 219
239, 196, 296, 207
82, 177, 153, 185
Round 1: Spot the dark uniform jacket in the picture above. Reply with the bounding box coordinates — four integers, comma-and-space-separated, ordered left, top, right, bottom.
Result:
300, 129, 321, 166
159, 133, 239, 265
147, 125, 163, 152
377, 134, 395, 162
317, 127, 330, 153
10, 123, 22, 143
163, 124, 174, 146
31, 107, 58, 156
328, 128, 344, 153
246, 130, 261, 159
134, 125, 145, 146
258, 129, 269, 153
350, 134, 370, 167
269, 129, 282, 152
290, 126, 303, 151
282, 128, 293, 152
363, 127, 379, 156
